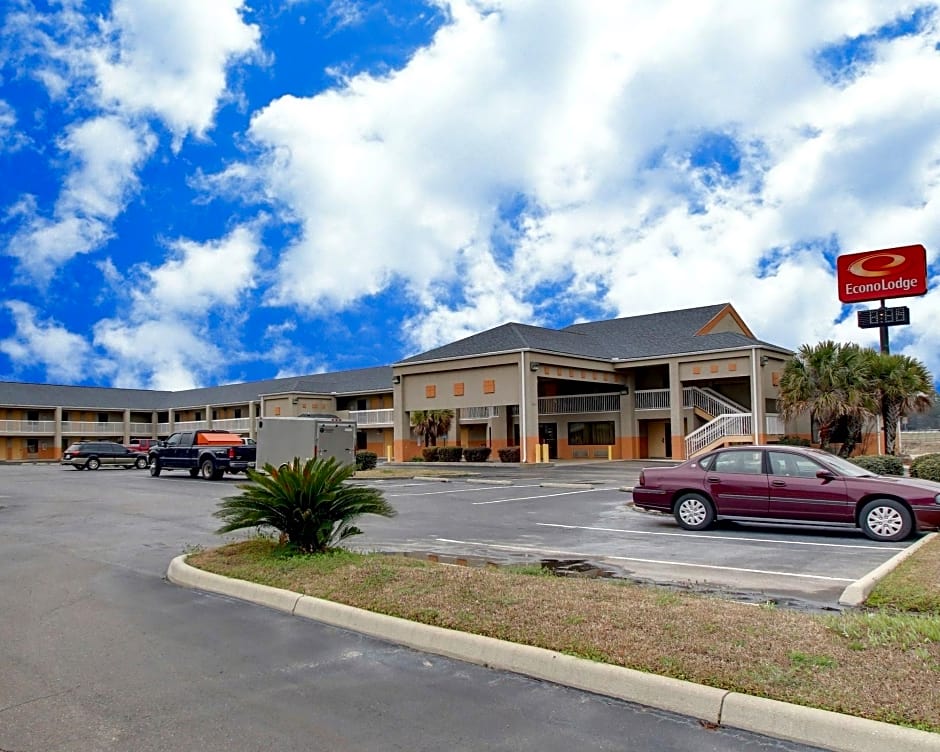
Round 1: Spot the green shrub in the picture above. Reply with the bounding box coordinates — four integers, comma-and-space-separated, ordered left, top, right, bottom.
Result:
214, 456, 396, 553
408, 456, 424, 462
498, 446, 521, 463
421, 446, 440, 462
910, 453, 940, 481
776, 435, 811, 447
437, 446, 463, 462
355, 451, 377, 471
850, 455, 904, 476
463, 447, 492, 462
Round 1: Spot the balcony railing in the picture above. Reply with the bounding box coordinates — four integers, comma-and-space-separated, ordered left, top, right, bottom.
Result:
61, 421, 125, 436
634, 389, 669, 410
538, 393, 621, 415
460, 406, 501, 420
348, 409, 393, 426
212, 418, 252, 432
0, 420, 56, 434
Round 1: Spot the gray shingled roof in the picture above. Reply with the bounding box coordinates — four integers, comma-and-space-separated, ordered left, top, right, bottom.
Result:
0, 366, 393, 410
397, 304, 784, 364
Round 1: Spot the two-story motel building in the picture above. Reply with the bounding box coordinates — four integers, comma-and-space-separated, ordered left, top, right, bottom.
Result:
0, 303, 807, 464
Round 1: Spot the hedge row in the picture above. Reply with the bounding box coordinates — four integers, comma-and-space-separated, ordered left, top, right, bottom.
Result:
910, 453, 940, 482
417, 446, 496, 463
849, 455, 904, 476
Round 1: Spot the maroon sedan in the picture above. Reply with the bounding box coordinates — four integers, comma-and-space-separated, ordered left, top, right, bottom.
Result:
631, 445, 940, 542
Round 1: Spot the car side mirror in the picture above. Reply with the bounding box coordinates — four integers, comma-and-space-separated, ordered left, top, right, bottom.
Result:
816, 469, 835, 483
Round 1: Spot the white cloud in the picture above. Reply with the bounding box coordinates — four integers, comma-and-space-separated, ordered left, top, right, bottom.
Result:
134, 225, 262, 314
91, 0, 261, 146
0, 301, 98, 383
4, 116, 156, 282
230, 0, 940, 375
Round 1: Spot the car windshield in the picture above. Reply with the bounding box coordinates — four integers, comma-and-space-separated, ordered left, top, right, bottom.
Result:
812, 451, 878, 477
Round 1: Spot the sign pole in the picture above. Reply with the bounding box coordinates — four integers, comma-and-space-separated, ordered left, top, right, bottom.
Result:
878, 298, 889, 355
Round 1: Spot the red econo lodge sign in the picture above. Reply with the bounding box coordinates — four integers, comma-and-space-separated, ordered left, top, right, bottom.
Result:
836, 244, 928, 303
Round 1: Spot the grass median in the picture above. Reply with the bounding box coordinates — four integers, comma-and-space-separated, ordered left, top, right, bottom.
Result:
187, 534, 940, 733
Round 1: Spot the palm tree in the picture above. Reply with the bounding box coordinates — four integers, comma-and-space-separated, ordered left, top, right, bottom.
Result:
410, 409, 455, 446
777, 341, 876, 456
214, 456, 396, 553
865, 351, 935, 455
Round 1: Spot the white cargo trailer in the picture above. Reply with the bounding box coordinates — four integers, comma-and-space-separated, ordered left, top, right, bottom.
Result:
257, 416, 357, 469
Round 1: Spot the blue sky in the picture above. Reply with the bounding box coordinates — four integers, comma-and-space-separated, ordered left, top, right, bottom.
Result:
2, 1, 940, 391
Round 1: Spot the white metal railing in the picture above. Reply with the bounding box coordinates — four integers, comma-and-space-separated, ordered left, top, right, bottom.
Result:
157, 423, 172, 435
0, 420, 56, 434
348, 409, 393, 426
765, 413, 784, 435
129, 422, 153, 435
685, 413, 753, 457
460, 406, 501, 420
700, 386, 748, 413
172, 420, 210, 432
212, 418, 252, 432
682, 387, 744, 418
634, 388, 670, 410
61, 421, 125, 435
538, 393, 621, 415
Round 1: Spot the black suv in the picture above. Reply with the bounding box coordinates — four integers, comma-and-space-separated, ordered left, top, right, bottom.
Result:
61, 441, 148, 470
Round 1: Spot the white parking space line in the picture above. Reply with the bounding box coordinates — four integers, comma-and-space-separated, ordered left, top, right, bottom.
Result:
434, 538, 856, 582
384, 484, 545, 498
536, 523, 906, 552
472, 489, 602, 505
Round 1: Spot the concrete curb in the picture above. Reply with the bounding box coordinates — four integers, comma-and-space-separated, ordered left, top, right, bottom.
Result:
838, 532, 938, 607
538, 482, 595, 489
167, 556, 940, 752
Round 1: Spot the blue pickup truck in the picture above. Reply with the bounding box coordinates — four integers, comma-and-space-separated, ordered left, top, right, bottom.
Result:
148, 430, 256, 480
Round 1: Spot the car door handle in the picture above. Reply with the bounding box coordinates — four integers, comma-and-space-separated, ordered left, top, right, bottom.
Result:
706, 476, 720, 483
771, 480, 786, 486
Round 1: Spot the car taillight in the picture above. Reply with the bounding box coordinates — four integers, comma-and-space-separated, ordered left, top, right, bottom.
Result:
638, 470, 645, 486
228, 447, 235, 459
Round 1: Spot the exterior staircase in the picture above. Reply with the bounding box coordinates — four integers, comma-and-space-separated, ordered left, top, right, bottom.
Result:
682, 387, 753, 457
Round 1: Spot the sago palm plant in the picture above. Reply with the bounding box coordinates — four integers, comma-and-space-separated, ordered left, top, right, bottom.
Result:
214, 456, 396, 553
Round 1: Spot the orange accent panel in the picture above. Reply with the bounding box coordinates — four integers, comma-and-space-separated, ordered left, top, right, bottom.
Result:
772, 372, 780, 386
483, 379, 495, 394
196, 432, 243, 445
728, 363, 737, 372
426, 385, 436, 398
453, 382, 464, 396
671, 435, 686, 460
710, 364, 719, 373
692, 366, 701, 375
274, 406, 281, 415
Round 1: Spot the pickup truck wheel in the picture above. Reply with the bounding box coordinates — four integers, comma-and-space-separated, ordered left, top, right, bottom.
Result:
149, 460, 161, 477
201, 458, 223, 480
135, 456, 148, 469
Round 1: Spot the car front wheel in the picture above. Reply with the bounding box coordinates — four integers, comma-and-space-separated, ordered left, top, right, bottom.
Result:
135, 456, 148, 469
86, 457, 101, 471
149, 460, 161, 477
674, 493, 715, 531
860, 499, 912, 542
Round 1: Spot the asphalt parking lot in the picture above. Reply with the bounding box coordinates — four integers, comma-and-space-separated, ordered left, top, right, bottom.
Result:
349, 463, 911, 611
1, 462, 830, 752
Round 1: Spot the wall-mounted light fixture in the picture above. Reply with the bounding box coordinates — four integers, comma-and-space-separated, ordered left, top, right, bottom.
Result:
620, 385, 630, 395
290, 397, 299, 405
530, 362, 540, 372
392, 375, 401, 384
759, 355, 769, 367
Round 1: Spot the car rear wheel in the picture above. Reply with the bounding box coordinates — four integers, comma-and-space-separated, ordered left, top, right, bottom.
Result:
86, 457, 101, 471
860, 499, 912, 542
674, 493, 715, 531
135, 455, 148, 469
149, 460, 161, 477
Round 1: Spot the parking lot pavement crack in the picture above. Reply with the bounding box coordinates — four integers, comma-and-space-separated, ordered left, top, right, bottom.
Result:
0, 685, 80, 715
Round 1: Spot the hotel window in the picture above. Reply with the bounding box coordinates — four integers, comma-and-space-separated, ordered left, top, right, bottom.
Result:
568, 421, 615, 445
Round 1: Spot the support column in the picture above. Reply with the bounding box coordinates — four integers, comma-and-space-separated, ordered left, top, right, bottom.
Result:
249, 401, 257, 440
54, 407, 63, 458
123, 408, 131, 444
668, 361, 684, 459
